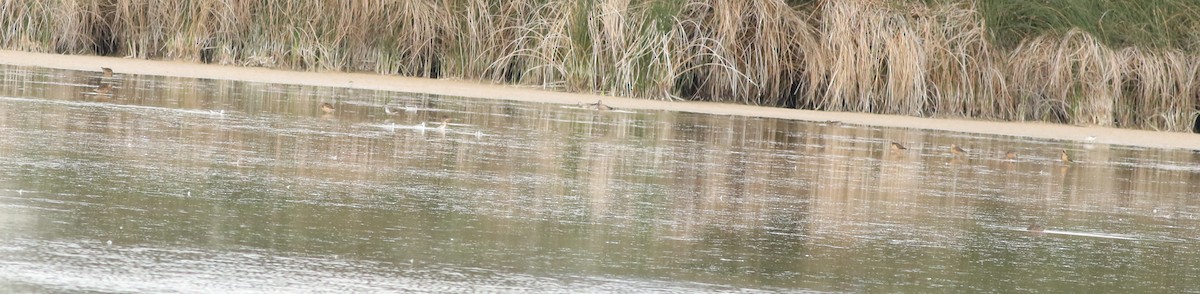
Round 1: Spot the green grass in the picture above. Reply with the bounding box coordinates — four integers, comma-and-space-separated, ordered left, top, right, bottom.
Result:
978, 0, 1200, 50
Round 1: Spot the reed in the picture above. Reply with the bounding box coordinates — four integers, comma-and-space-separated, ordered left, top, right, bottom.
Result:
814, 1, 1009, 118
1, 0, 1198, 132
1007, 30, 1123, 126
1118, 48, 1200, 131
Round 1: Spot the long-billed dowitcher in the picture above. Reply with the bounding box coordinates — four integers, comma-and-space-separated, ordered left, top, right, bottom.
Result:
101, 67, 113, 78
890, 142, 907, 151
321, 103, 336, 113
1060, 150, 1073, 164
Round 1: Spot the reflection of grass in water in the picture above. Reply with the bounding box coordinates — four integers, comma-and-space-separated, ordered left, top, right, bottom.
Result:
2, 0, 1198, 131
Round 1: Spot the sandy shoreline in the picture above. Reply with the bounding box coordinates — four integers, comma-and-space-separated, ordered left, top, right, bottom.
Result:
2, 50, 1197, 150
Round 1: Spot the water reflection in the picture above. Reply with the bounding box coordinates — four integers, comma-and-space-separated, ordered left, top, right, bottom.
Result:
0, 65, 1198, 292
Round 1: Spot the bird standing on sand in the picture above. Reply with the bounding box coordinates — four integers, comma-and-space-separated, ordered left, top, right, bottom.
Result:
949, 144, 967, 156
890, 142, 907, 151
321, 103, 336, 113
101, 67, 113, 78
1060, 150, 1073, 164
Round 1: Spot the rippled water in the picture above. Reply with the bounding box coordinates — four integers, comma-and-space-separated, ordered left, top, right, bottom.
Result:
1, 65, 1198, 293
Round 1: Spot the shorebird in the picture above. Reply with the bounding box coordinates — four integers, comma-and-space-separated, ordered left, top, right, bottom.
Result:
383, 106, 398, 115
101, 67, 113, 78
321, 103, 336, 113
437, 117, 452, 130
890, 142, 907, 151
1060, 150, 1073, 164
1005, 151, 1017, 160
949, 144, 967, 156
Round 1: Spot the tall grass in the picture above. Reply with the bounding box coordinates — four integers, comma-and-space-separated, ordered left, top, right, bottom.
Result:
1009, 30, 1200, 130
1, 0, 1198, 132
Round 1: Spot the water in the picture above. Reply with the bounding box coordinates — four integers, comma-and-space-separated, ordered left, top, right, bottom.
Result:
1, 65, 1198, 293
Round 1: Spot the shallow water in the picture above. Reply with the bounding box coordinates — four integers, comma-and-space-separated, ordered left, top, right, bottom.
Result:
1, 65, 1198, 293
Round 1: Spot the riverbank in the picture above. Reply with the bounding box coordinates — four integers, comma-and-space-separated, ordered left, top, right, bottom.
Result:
3, 50, 1197, 150
3, 1, 1198, 132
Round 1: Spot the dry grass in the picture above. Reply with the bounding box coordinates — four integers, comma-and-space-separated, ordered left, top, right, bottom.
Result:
813, 0, 1009, 118
1008, 29, 1200, 130
675, 0, 818, 106
1008, 30, 1123, 126
0, 0, 1197, 132
1117, 48, 1200, 131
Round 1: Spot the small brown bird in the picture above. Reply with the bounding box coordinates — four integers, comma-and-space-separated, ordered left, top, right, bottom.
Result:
1027, 223, 1044, 233
321, 103, 336, 113
1060, 150, 1072, 164
950, 144, 967, 156
1005, 151, 1017, 160
101, 67, 113, 78
890, 142, 907, 151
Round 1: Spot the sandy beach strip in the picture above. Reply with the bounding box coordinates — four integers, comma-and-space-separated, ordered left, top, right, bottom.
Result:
2, 50, 1197, 151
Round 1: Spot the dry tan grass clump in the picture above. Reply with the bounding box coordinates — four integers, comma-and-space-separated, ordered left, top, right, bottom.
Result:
1008, 30, 1200, 131
813, 0, 1009, 118
0, 0, 104, 53
1007, 30, 1123, 126
1116, 48, 1200, 131
675, 0, 819, 106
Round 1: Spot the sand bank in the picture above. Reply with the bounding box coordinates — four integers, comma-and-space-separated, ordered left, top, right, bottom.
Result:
2, 50, 1197, 150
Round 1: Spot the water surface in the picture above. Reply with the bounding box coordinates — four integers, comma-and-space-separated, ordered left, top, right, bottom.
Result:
1, 65, 1198, 293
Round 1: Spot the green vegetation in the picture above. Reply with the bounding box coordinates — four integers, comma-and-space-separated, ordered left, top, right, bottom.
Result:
1, 0, 1198, 132
977, 0, 1200, 50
